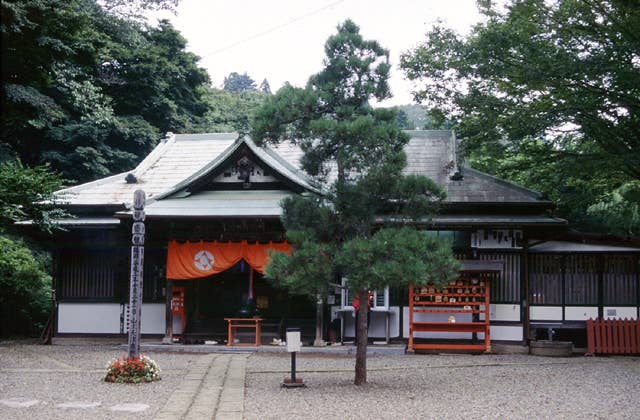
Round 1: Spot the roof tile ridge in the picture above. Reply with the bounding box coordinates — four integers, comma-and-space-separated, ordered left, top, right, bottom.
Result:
174, 132, 238, 140
130, 132, 176, 179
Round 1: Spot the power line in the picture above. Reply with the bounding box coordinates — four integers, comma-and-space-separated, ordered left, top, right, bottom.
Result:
200, 0, 345, 59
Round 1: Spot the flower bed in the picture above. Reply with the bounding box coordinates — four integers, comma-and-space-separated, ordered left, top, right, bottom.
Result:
104, 355, 161, 383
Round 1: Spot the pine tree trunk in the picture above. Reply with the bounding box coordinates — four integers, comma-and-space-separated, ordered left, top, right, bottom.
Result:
354, 290, 368, 385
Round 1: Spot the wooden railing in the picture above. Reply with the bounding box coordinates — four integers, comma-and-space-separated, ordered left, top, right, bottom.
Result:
586, 318, 640, 355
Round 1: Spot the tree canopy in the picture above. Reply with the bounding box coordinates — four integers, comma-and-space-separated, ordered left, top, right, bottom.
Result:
1, 0, 210, 183
252, 20, 459, 385
258, 78, 272, 94
400, 0, 640, 236
194, 87, 268, 135
0, 161, 67, 234
0, 159, 67, 339
223, 72, 257, 93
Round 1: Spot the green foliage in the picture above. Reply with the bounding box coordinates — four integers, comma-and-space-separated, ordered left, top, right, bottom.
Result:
0, 160, 66, 337
588, 181, 640, 238
196, 87, 267, 134
0, 235, 52, 337
401, 0, 640, 180
1, 0, 210, 183
223, 72, 257, 93
400, 0, 640, 236
256, 22, 460, 384
101, 0, 179, 21
469, 137, 629, 231
255, 19, 458, 297
259, 78, 272, 94
393, 104, 453, 130
395, 109, 414, 130
0, 161, 68, 233
337, 228, 460, 292
266, 240, 335, 297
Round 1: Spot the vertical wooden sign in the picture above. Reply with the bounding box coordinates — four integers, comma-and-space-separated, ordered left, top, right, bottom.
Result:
128, 190, 146, 358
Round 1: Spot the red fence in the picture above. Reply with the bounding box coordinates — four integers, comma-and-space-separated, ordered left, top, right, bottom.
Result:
586, 318, 640, 355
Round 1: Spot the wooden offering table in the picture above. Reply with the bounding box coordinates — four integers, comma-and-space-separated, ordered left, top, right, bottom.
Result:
224, 318, 263, 346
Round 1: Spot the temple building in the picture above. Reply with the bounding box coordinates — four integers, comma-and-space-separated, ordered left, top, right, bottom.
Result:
46, 130, 639, 348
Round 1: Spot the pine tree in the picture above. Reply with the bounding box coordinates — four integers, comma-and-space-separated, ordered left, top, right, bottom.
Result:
258, 78, 271, 94
252, 20, 459, 385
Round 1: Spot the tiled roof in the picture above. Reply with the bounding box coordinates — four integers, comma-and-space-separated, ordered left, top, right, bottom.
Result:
57, 133, 237, 205
143, 190, 294, 217
56, 130, 549, 208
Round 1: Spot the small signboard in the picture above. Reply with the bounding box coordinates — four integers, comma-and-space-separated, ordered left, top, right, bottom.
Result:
286, 328, 301, 352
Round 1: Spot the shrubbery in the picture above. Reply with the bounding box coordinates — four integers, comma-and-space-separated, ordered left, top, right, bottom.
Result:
0, 235, 52, 337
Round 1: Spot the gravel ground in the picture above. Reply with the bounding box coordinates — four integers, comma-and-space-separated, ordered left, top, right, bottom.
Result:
0, 341, 206, 420
2, 342, 639, 420
245, 352, 640, 420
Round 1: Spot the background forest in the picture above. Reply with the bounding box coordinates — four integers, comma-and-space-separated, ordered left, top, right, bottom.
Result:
1, 0, 638, 336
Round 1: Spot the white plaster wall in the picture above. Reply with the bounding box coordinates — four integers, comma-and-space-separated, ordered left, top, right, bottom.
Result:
603, 307, 638, 320
331, 306, 399, 338
490, 325, 523, 341
124, 303, 167, 334
530, 306, 562, 321
565, 306, 598, 321
58, 303, 121, 334
489, 304, 521, 322
141, 303, 165, 334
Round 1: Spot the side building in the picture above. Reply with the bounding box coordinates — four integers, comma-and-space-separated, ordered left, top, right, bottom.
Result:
46, 131, 640, 348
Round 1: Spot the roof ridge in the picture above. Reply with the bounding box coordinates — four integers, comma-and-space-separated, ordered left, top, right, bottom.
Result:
132, 132, 176, 180
174, 132, 238, 141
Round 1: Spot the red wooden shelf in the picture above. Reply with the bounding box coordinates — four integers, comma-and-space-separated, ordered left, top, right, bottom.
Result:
412, 301, 486, 306
411, 343, 487, 351
411, 322, 487, 333
414, 293, 486, 297
408, 273, 492, 353
412, 309, 484, 314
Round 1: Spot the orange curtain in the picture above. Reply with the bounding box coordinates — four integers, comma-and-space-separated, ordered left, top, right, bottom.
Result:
166, 240, 291, 280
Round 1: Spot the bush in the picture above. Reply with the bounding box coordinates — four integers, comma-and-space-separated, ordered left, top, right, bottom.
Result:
104, 355, 161, 383
0, 235, 52, 337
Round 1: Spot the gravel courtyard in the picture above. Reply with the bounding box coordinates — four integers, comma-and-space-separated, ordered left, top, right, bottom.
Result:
0, 341, 202, 419
1, 341, 638, 419
245, 352, 640, 419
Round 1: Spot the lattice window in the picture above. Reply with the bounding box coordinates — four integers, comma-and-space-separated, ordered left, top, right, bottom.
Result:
603, 256, 638, 305
528, 254, 563, 305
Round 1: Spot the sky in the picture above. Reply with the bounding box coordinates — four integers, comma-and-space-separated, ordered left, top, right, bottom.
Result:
150, 0, 483, 106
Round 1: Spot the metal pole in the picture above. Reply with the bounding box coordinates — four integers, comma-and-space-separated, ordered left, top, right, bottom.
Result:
291, 352, 296, 382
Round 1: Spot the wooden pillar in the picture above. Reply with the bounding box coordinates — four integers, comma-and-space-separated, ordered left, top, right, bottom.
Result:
162, 280, 173, 344
597, 255, 604, 319
313, 295, 325, 346
522, 240, 530, 344
249, 268, 254, 301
